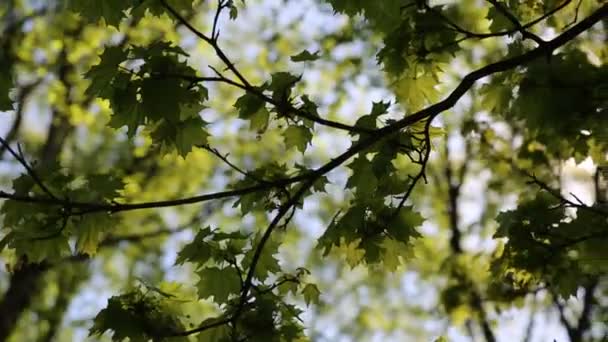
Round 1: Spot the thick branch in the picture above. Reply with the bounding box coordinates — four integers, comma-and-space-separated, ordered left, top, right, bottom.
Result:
0, 3, 602, 218
0, 263, 49, 341
570, 278, 598, 342
444, 138, 495, 342
170, 7, 608, 337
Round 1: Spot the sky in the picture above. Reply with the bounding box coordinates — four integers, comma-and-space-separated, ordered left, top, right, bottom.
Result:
0, 0, 604, 341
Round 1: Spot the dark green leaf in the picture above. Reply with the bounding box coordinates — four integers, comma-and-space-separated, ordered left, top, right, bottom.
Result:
243, 234, 281, 281
68, 0, 132, 26
290, 50, 320, 62
86, 47, 127, 98
234, 91, 266, 119
196, 267, 241, 303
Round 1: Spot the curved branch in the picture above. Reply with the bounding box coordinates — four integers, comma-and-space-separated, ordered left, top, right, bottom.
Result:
0, 172, 309, 214
169, 7, 608, 337
1, 4, 603, 219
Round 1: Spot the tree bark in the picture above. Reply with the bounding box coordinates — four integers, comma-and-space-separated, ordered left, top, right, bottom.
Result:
0, 114, 70, 341
0, 263, 48, 341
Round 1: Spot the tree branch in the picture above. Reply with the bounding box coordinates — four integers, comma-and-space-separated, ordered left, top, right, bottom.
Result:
0, 81, 40, 160
1, 3, 602, 219
174, 8, 608, 329
443, 136, 495, 342
0, 172, 310, 215
425, 0, 572, 45
160, 0, 373, 135
485, 0, 546, 45
0, 136, 58, 200
570, 278, 598, 342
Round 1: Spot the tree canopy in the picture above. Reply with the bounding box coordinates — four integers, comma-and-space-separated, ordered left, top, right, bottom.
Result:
0, 0, 607, 341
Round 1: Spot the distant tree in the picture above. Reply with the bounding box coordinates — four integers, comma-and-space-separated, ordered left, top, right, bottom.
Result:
0, 0, 607, 341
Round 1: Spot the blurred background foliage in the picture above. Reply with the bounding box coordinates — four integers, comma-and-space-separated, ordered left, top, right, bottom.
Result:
0, 0, 607, 341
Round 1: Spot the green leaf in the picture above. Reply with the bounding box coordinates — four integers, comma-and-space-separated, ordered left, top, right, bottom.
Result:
394, 74, 439, 112
386, 205, 424, 243
269, 72, 300, 101
141, 77, 187, 122
248, 106, 270, 132
353, 101, 391, 131
277, 278, 299, 296
283, 125, 312, 153
299, 95, 320, 128
90, 294, 149, 342
234, 91, 266, 123
90, 289, 185, 341
494, 191, 563, 239
10, 232, 71, 264
487, 6, 514, 33
332, 238, 366, 268
380, 238, 413, 271
179, 101, 206, 121
290, 50, 320, 62
151, 116, 209, 156
84, 174, 125, 201
109, 81, 145, 136
68, 0, 132, 26
175, 118, 209, 157
325, 0, 404, 33
370, 100, 391, 116
74, 213, 114, 256
1, 200, 72, 262
243, 234, 281, 281
133, 41, 190, 60
177, 227, 249, 267
176, 228, 214, 265
313, 175, 329, 193
346, 156, 378, 195
301, 283, 321, 306
196, 267, 241, 303
480, 82, 512, 114
131, 0, 193, 20
239, 294, 279, 341
86, 47, 127, 98
229, 4, 239, 19
232, 179, 271, 215
318, 207, 365, 254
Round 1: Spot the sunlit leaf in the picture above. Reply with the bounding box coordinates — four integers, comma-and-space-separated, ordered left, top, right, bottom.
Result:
301, 283, 321, 306
196, 267, 241, 303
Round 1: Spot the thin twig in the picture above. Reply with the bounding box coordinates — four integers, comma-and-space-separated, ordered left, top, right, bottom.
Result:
0, 81, 42, 160
425, 0, 572, 54
166, 10, 608, 334
0, 3, 602, 221
566, 0, 584, 28
160, 0, 373, 135
390, 118, 434, 221
0, 136, 59, 200
486, 0, 546, 45
211, 0, 228, 41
